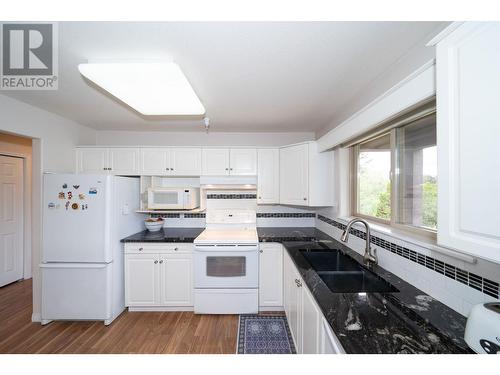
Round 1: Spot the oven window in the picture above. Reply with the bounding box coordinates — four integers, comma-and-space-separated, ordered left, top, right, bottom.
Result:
206, 256, 246, 277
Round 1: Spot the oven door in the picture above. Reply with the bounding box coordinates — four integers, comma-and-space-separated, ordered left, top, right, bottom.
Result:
194, 245, 258, 289
147, 189, 184, 210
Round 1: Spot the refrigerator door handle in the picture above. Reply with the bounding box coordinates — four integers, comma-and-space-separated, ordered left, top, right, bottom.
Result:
39, 263, 109, 269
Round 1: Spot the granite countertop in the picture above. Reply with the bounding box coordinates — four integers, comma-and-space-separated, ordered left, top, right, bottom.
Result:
120, 227, 204, 243
260, 227, 471, 354
121, 226, 471, 353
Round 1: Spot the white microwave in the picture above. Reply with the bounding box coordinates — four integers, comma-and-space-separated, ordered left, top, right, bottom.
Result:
147, 187, 200, 210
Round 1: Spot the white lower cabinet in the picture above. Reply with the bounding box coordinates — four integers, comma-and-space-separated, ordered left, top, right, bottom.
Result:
283, 250, 343, 354
258, 243, 283, 309
124, 244, 193, 309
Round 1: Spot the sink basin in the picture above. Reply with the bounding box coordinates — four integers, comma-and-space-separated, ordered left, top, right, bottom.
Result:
300, 249, 398, 294
317, 270, 398, 293
300, 250, 361, 272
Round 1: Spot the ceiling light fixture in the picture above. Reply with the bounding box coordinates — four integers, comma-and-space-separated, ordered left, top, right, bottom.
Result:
78, 62, 205, 116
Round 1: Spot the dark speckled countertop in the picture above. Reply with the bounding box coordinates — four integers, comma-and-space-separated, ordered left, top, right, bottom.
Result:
121, 226, 472, 354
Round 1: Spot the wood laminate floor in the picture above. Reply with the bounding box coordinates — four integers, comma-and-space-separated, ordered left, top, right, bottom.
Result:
0, 279, 240, 354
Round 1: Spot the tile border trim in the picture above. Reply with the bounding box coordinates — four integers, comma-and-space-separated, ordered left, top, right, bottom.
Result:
317, 214, 499, 299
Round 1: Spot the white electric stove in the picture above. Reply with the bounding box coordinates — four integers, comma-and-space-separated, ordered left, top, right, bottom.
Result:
193, 209, 259, 314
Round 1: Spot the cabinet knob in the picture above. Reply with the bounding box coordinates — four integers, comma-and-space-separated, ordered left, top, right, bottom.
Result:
138, 247, 143, 251
225, 168, 229, 171
303, 197, 307, 201
174, 247, 178, 251
159, 260, 163, 264
154, 260, 158, 264
230, 168, 233, 171
259, 250, 263, 253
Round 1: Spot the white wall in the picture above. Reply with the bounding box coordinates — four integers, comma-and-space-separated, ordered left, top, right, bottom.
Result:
0, 94, 97, 322
95, 130, 314, 147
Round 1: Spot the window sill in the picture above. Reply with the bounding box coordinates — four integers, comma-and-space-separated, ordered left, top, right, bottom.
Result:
336, 216, 476, 264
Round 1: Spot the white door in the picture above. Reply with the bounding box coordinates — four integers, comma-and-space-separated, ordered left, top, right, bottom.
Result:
259, 243, 283, 307
284, 252, 302, 352
0, 156, 23, 287
76, 148, 108, 174
170, 148, 202, 176
230, 148, 257, 175
280, 144, 309, 206
139, 148, 170, 175
160, 253, 193, 306
124, 254, 160, 306
202, 148, 230, 175
435, 22, 500, 263
108, 148, 139, 175
257, 149, 279, 204
302, 286, 320, 354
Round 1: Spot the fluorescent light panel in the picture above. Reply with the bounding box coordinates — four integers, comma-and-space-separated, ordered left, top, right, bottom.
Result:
78, 62, 205, 116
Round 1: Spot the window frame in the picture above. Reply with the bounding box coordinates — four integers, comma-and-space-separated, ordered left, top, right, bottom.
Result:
351, 113, 437, 240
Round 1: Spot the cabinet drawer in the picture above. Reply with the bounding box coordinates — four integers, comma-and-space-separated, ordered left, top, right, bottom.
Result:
124, 243, 193, 254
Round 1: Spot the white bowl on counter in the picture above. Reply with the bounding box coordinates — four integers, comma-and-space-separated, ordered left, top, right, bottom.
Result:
144, 218, 164, 232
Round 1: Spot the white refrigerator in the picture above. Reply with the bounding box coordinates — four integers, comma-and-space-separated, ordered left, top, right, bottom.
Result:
41, 174, 143, 325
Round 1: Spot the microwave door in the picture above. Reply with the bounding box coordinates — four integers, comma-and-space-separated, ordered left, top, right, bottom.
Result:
149, 189, 183, 210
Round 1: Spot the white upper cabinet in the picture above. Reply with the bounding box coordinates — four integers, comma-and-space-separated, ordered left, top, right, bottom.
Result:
433, 22, 500, 263
257, 149, 279, 204
169, 148, 202, 176
202, 148, 257, 176
108, 148, 140, 175
139, 148, 202, 176
280, 142, 334, 207
139, 148, 170, 175
76, 147, 139, 175
76, 148, 108, 174
230, 148, 257, 175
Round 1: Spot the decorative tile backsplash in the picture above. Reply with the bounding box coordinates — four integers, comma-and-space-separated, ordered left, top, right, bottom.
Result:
257, 213, 316, 218
317, 214, 499, 299
206, 194, 257, 199
150, 213, 205, 219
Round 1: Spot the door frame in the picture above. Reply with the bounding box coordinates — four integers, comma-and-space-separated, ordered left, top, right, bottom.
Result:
0, 152, 29, 281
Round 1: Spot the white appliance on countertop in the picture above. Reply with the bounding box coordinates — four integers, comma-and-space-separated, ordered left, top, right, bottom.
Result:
41, 174, 142, 325
464, 302, 500, 354
193, 208, 259, 314
147, 187, 200, 210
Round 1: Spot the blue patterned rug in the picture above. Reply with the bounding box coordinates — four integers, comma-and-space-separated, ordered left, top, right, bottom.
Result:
237, 315, 296, 354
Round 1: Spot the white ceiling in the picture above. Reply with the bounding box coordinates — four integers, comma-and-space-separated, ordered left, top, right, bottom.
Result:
3, 22, 447, 133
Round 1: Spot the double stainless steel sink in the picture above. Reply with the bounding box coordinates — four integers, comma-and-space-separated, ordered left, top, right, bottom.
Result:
300, 249, 398, 294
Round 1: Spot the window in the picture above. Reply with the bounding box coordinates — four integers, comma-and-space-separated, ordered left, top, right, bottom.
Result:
352, 109, 437, 235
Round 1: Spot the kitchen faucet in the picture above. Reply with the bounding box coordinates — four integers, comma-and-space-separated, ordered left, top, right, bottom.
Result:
341, 218, 378, 265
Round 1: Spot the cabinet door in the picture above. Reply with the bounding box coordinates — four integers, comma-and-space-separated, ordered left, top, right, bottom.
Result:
284, 252, 302, 353
320, 318, 344, 354
302, 286, 321, 354
108, 148, 140, 175
229, 148, 257, 175
202, 148, 230, 175
257, 149, 279, 204
139, 148, 170, 175
159, 254, 193, 306
280, 144, 309, 206
435, 23, 500, 262
170, 148, 202, 176
76, 148, 108, 174
258, 243, 283, 307
124, 254, 159, 306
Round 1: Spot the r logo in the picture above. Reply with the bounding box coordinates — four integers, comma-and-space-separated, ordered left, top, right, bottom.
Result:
2, 23, 53, 76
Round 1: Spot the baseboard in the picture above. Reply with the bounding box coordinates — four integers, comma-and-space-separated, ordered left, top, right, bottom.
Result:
128, 306, 194, 312
259, 306, 285, 312
31, 312, 41, 322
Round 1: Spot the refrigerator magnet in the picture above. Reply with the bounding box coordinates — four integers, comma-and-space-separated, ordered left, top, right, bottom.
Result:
58, 192, 65, 199
62, 183, 68, 189
48, 202, 56, 209
78, 193, 85, 200
65, 201, 70, 210
67, 192, 73, 199
71, 203, 79, 210
89, 187, 97, 195
73, 185, 80, 190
